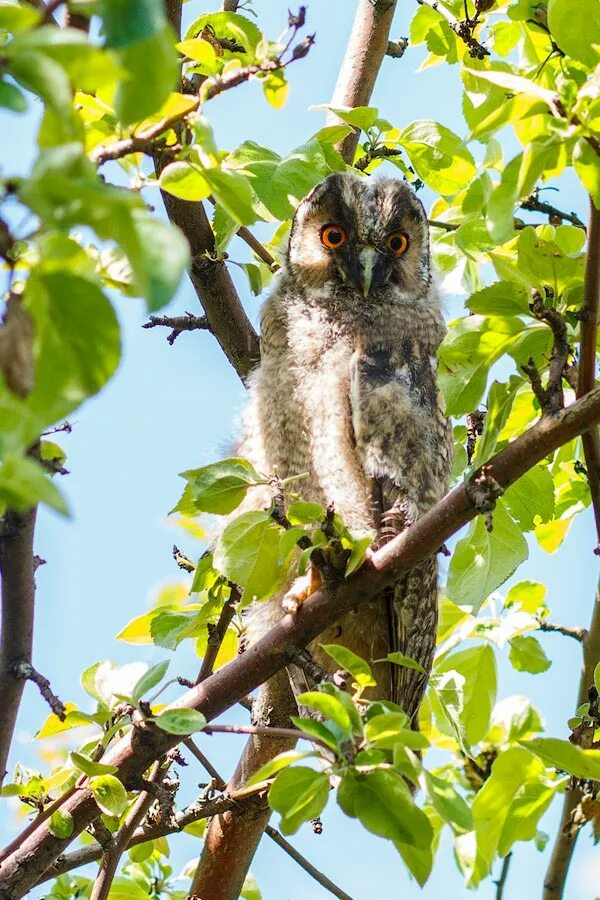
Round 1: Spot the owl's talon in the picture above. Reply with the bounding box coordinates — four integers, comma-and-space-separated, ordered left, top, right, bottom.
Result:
282, 565, 323, 615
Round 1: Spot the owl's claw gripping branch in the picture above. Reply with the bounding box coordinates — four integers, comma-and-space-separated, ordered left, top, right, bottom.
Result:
466, 465, 504, 532
282, 565, 323, 615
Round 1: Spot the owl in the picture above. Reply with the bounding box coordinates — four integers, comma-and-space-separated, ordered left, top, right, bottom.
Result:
239, 171, 452, 719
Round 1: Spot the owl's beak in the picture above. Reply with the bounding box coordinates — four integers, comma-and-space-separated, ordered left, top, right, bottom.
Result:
359, 246, 376, 297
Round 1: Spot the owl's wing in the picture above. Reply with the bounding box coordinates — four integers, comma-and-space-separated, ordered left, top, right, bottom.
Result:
349, 341, 449, 717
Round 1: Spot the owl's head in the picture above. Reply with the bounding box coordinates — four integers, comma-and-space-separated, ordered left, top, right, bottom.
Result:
287, 172, 430, 301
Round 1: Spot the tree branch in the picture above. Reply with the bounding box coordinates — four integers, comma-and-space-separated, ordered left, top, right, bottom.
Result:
521, 193, 586, 230
577, 199, 600, 550
196, 586, 239, 682
4, 386, 600, 894
12, 662, 65, 720
265, 826, 355, 900
327, 0, 398, 164
494, 851, 512, 900
544, 200, 600, 898
142, 312, 209, 346
0, 508, 37, 788
536, 618, 587, 643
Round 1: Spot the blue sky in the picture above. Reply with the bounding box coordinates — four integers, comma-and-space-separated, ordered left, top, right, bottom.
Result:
2, 2, 599, 898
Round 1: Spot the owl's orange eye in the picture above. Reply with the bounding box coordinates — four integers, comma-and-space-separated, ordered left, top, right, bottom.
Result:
386, 231, 409, 256
320, 224, 348, 250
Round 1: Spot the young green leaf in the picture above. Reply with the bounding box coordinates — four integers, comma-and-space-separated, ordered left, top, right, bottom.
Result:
180, 458, 265, 515
320, 644, 376, 688
70, 752, 118, 777
131, 660, 170, 703
89, 774, 128, 817
268, 766, 330, 835
49, 809, 74, 839
214, 511, 285, 602
154, 708, 207, 735
508, 636, 551, 674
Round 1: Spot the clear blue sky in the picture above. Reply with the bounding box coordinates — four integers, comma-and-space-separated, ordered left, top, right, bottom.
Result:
2, 2, 598, 898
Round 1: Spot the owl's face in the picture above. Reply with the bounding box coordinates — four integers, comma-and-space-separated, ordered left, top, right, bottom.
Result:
287, 173, 431, 301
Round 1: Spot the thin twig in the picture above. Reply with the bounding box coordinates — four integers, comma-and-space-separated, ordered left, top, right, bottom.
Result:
265, 826, 355, 900
536, 619, 587, 643
142, 312, 209, 346
494, 852, 512, 900
416, 0, 489, 58
183, 738, 226, 790
354, 147, 403, 172
90, 762, 164, 900
521, 291, 570, 416
196, 586, 240, 683
521, 193, 586, 230
203, 722, 333, 755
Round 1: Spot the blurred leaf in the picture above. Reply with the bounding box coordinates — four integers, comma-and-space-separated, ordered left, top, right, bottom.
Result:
547, 0, 600, 67
70, 752, 118, 777
522, 738, 600, 779
0, 454, 68, 515
422, 771, 472, 834
438, 644, 497, 745
49, 809, 74, 839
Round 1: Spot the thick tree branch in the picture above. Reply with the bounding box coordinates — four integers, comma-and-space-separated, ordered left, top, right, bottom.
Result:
0, 508, 37, 788
327, 0, 398, 164
4, 386, 600, 895
577, 199, 600, 549
544, 199, 600, 898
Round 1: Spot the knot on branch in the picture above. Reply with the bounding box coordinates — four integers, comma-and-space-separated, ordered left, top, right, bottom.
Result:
466, 465, 503, 531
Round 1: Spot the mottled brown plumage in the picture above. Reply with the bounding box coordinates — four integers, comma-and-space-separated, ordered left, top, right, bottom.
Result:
240, 172, 452, 719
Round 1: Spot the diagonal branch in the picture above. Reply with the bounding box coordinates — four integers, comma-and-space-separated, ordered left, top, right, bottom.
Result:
544, 199, 600, 899
3, 385, 600, 895
0, 508, 37, 788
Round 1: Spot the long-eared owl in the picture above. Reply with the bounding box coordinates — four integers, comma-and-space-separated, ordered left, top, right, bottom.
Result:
239, 172, 452, 719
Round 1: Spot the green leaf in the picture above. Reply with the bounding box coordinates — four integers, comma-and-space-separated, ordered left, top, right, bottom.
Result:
345, 533, 374, 576
505, 580, 547, 614
269, 767, 330, 835
466, 282, 530, 317
159, 161, 211, 201
0, 79, 27, 112
203, 168, 257, 225
503, 466, 555, 531
365, 713, 429, 750
326, 105, 379, 129
338, 770, 433, 885
89, 774, 128, 817
509, 635, 551, 674
154, 708, 207, 735
49, 809, 74, 839
185, 11, 262, 53
214, 511, 285, 602
386, 652, 426, 674
399, 120, 476, 196
472, 377, 522, 468
437, 644, 497, 745
70, 752, 118, 777
131, 660, 170, 703
548, 0, 600, 67
180, 458, 265, 515
241, 874, 262, 900
573, 139, 600, 208
429, 671, 469, 755
246, 750, 316, 786
447, 501, 528, 613
462, 67, 558, 106
103, 877, 150, 900
438, 316, 523, 416
0, 455, 68, 515
471, 747, 546, 885
522, 737, 600, 780
0, 3, 40, 31
126, 211, 190, 311
289, 717, 340, 752
422, 771, 472, 834
320, 644, 376, 688
296, 691, 353, 735
22, 272, 120, 437
286, 501, 326, 525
